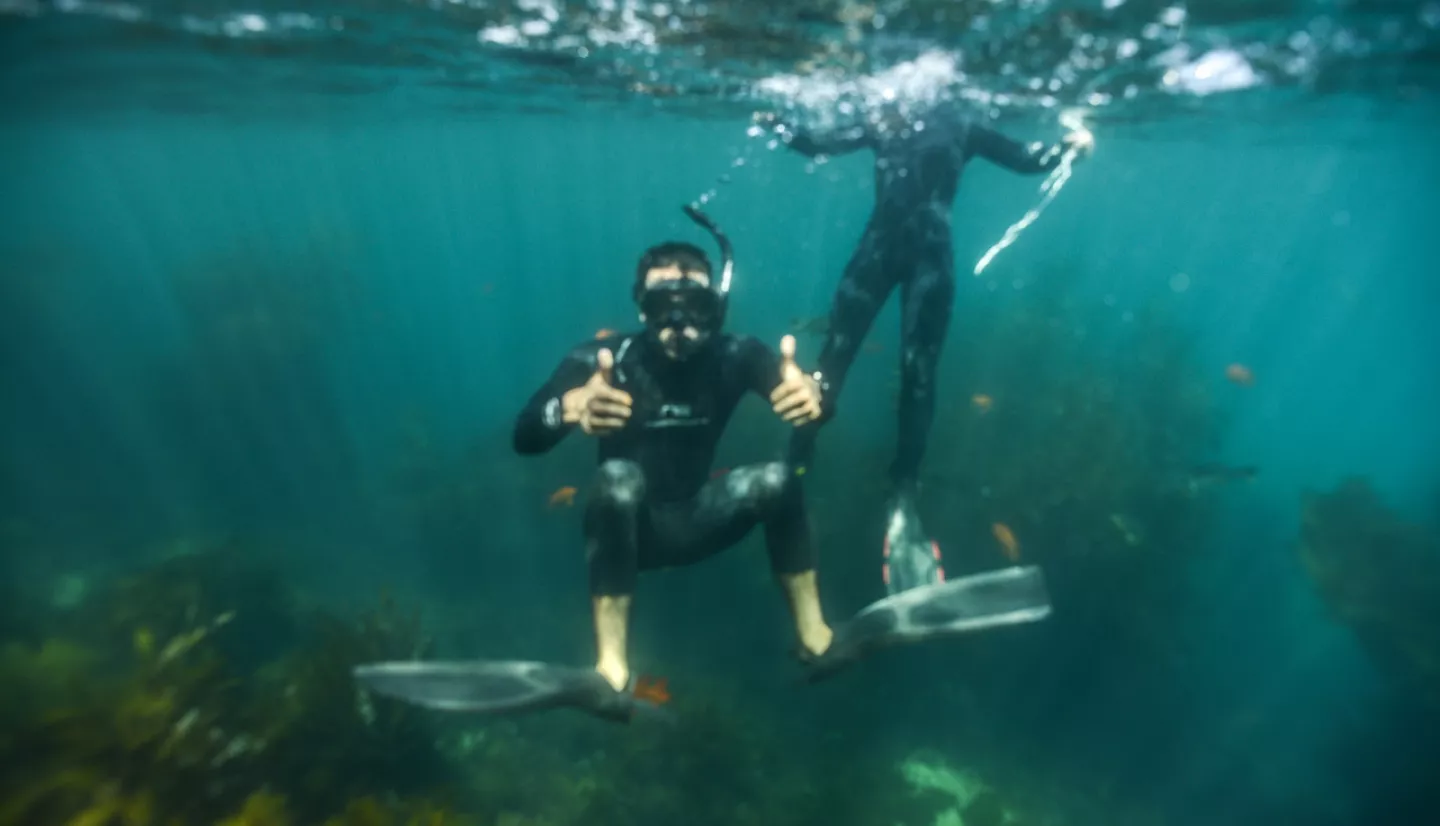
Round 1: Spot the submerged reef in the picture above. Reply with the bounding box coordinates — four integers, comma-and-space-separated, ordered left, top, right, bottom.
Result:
1, 542, 1105, 826
0, 547, 460, 826
1299, 477, 1440, 710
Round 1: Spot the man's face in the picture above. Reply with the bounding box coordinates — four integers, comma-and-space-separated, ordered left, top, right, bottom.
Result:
641, 264, 712, 359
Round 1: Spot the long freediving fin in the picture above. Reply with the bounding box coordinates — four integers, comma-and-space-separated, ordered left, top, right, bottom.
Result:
806, 565, 1052, 683
353, 660, 640, 723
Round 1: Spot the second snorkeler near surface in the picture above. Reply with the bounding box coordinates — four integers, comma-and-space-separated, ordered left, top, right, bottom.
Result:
774, 100, 1092, 596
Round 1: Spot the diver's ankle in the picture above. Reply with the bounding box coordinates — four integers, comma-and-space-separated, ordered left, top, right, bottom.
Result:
596, 657, 629, 692
800, 623, 834, 657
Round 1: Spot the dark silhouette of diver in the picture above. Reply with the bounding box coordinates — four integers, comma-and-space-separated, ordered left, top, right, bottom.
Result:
780, 102, 1092, 593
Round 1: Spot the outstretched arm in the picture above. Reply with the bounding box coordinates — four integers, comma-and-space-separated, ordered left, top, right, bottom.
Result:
513, 346, 596, 455
967, 124, 1066, 175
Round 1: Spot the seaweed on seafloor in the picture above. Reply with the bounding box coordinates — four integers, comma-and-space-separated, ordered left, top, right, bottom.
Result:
256, 593, 458, 823
0, 546, 471, 826
0, 610, 267, 826
67, 542, 299, 673
316, 795, 480, 826
1299, 477, 1440, 709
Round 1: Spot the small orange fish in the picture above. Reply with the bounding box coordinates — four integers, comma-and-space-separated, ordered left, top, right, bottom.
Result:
1225, 363, 1254, 386
862, 341, 884, 354
633, 675, 671, 705
595, 328, 617, 340
992, 522, 1020, 561
548, 486, 577, 508
710, 467, 730, 480
971, 393, 993, 413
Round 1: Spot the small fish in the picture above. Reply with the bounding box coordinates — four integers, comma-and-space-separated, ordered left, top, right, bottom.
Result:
862, 341, 884, 354
991, 522, 1020, 562
548, 486, 577, 508
1225, 363, 1255, 386
633, 675, 671, 705
1185, 464, 1258, 495
595, 328, 617, 340
971, 393, 993, 413
709, 467, 730, 480
1109, 513, 1143, 547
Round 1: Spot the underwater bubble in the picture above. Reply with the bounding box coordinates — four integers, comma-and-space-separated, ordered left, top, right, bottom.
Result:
1169, 272, 1191, 293
480, 26, 522, 46
1161, 6, 1187, 27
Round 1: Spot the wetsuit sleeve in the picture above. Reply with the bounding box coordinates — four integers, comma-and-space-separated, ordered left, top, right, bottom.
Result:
784, 124, 873, 158
513, 345, 596, 455
967, 124, 1063, 175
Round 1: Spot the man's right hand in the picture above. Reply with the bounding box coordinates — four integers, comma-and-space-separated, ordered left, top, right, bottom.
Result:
562, 348, 632, 436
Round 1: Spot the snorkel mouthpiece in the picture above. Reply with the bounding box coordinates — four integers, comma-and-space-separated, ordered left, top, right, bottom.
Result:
641, 280, 719, 360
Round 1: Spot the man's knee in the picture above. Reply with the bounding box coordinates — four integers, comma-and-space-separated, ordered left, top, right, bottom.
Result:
729, 461, 798, 509
592, 459, 646, 508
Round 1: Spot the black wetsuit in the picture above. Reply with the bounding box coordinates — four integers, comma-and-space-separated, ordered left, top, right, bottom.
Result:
514, 332, 814, 595
785, 111, 1068, 488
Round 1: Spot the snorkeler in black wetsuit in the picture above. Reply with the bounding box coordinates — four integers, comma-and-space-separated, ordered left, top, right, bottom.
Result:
780, 103, 1092, 593
513, 208, 831, 694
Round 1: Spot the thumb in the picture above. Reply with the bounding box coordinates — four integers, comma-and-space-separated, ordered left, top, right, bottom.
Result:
595, 348, 614, 384
778, 335, 800, 377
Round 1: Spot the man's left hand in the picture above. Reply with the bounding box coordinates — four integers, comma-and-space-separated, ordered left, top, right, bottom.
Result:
1063, 128, 1094, 159
771, 335, 823, 426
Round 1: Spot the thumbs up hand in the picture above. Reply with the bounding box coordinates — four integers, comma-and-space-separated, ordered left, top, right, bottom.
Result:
770, 335, 823, 426
562, 348, 633, 436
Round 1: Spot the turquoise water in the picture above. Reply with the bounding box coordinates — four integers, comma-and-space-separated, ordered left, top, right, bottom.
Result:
3, 3, 1439, 825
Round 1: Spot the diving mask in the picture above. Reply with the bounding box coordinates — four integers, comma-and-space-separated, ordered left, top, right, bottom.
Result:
640, 278, 720, 360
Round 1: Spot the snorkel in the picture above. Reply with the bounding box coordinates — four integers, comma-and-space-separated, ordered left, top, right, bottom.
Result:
638, 204, 735, 361
682, 203, 734, 310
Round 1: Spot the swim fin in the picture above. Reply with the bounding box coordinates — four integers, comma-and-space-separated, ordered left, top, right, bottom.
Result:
805, 565, 1052, 683
353, 660, 643, 723
883, 491, 945, 595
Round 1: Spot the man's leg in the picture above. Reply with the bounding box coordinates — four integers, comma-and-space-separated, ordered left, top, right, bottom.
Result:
894, 248, 955, 489
584, 459, 647, 691
672, 463, 832, 657
874, 250, 956, 595
789, 233, 899, 472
